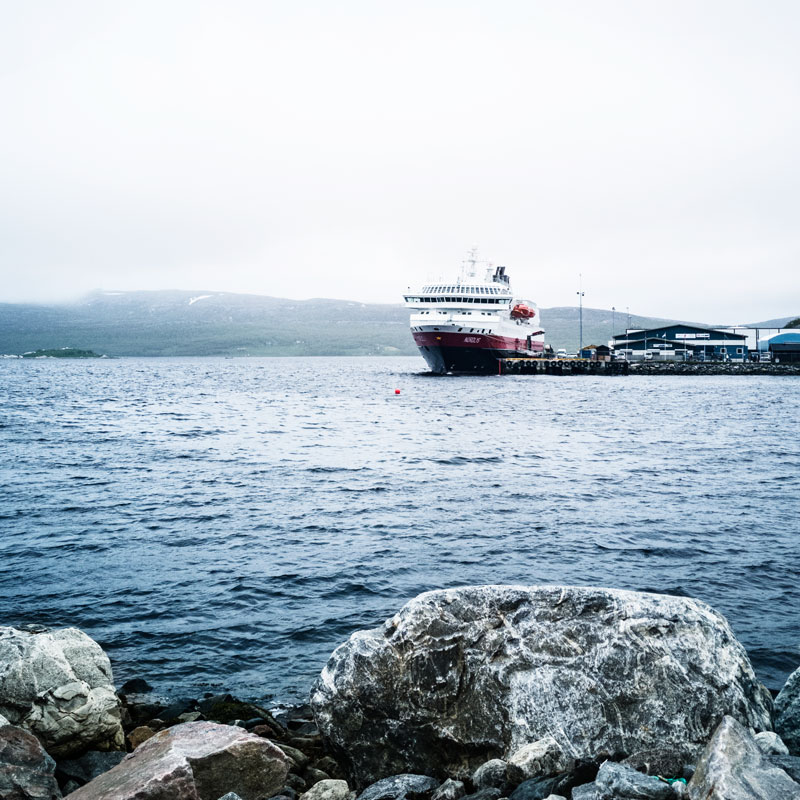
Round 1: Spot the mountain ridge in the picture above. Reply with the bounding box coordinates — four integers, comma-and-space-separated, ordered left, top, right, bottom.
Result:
0, 290, 794, 357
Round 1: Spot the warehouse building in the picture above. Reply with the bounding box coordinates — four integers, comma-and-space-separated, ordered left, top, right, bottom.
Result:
761, 331, 800, 363
611, 324, 748, 361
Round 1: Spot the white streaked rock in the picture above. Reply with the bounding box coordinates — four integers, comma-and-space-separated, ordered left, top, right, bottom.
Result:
311, 586, 773, 786
0, 626, 124, 758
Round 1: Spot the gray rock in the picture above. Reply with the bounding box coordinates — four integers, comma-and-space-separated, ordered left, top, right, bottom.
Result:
431, 779, 465, 800
508, 738, 573, 781
473, 759, 522, 791
767, 754, 800, 783
63, 721, 289, 800
357, 774, 440, 800
311, 586, 772, 785
119, 678, 153, 694
776, 666, 800, 755
672, 782, 688, 799
594, 761, 672, 799
0, 626, 124, 758
217, 795, 244, 800
0, 714, 10, 728
753, 730, 789, 756
687, 715, 800, 799
570, 788, 597, 800
305, 767, 332, 786
278, 743, 312, 769
287, 772, 308, 791
0, 724, 61, 800
620, 749, 692, 778
56, 749, 126, 785
508, 775, 574, 800
540, 796, 567, 800
300, 779, 352, 800
462, 790, 501, 800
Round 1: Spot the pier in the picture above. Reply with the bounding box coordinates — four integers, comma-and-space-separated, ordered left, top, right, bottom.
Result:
498, 358, 629, 375
497, 359, 800, 376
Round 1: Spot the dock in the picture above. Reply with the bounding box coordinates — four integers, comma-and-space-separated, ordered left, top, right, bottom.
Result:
498, 358, 629, 375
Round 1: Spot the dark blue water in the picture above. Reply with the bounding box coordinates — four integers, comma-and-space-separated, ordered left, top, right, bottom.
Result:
1, 357, 798, 701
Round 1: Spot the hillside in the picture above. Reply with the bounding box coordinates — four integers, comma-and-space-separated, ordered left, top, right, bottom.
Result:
0, 291, 794, 357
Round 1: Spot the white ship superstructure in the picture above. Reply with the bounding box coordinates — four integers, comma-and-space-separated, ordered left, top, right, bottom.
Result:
403, 251, 545, 373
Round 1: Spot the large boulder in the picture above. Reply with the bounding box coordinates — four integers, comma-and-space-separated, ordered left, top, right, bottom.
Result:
0, 626, 124, 758
65, 721, 289, 800
311, 586, 773, 785
687, 716, 800, 799
776, 665, 800, 755
0, 724, 61, 800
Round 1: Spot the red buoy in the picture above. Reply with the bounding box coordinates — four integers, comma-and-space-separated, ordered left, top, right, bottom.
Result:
395, 388, 401, 394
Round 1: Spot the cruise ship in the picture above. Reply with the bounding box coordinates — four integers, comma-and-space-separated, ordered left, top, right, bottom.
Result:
404, 251, 545, 373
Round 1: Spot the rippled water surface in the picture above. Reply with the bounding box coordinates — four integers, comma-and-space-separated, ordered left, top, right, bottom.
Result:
1, 356, 799, 701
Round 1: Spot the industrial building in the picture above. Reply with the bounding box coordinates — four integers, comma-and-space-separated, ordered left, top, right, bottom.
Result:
760, 331, 800, 363
611, 324, 748, 362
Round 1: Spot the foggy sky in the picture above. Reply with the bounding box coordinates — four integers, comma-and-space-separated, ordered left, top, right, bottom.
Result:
1, 0, 799, 322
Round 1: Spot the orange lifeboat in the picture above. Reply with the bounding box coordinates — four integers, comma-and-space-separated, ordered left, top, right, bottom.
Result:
510, 303, 536, 319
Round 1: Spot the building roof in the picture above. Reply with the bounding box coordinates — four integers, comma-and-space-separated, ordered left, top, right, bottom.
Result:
612, 323, 746, 341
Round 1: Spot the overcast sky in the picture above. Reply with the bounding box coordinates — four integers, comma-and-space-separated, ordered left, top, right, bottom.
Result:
1, 0, 798, 322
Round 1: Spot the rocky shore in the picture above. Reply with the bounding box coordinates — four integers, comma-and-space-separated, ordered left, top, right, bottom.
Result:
1, 586, 799, 800
629, 362, 800, 375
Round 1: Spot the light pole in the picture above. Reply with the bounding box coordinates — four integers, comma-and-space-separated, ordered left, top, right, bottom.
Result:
626, 306, 630, 358
577, 274, 584, 356
611, 306, 616, 347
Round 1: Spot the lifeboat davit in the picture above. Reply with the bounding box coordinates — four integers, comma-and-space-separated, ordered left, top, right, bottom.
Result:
511, 303, 536, 319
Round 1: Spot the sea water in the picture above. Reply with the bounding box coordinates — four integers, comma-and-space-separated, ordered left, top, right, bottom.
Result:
1, 356, 798, 702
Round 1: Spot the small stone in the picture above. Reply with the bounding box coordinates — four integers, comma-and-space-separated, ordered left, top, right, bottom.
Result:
462, 789, 502, 800
305, 767, 331, 787
127, 725, 156, 750
508, 737, 574, 781
594, 761, 672, 799
300, 778, 351, 800
509, 775, 572, 800
158, 697, 197, 723
356, 774, 440, 800
621, 749, 692, 778
177, 711, 203, 723
287, 773, 308, 792
217, 794, 245, 800
0, 714, 10, 727
473, 760, 513, 790
314, 756, 344, 778
776, 666, 800, 755
0, 725, 61, 800
754, 731, 790, 756
431, 779, 465, 800
278, 743, 311, 769
570, 786, 596, 800
119, 678, 154, 694
671, 782, 688, 798
56, 749, 126, 785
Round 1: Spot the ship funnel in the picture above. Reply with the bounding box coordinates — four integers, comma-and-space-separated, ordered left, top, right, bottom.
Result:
493, 265, 510, 285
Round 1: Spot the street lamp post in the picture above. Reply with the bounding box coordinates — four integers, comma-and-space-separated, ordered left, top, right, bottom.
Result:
611, 306, 616, 348
577, 274, 584, 356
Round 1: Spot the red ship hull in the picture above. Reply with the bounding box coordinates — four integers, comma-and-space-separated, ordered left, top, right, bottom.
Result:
413, 331, 544, 373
